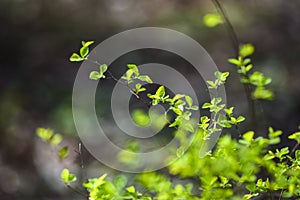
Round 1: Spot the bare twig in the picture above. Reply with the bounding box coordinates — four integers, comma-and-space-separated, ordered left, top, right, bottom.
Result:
66, 184, 88, 198
212, 0, 257, 129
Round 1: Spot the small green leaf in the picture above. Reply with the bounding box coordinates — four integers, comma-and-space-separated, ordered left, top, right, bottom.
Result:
243, 131, 255, 142
50, 134, 62, 147
252, 87, 274, 100
36, 128, 53, 142
127, 64, 139, 76
80, 46, 89, 58
221, 72, 229, 82
58, 146, 68, 160
98, 64, 108, 79
207, 80, 217, 89
288, 131, 300, 143
126, 186, 136, 193
69, 53, 84, 62
172, 107, 183, 116
239, 43, 255, 57
236, 116, 245, 123
190, 105, 199, 110
122, 69, 134, 83
82, 41, 94, 47
132, 110, 150, 127
185, 96, 193, 107
173, 94, 185, 102
224, 107, 234, 117
202, 102, 211, 109
89, 71, 101, 80
61, 169, 77, 185
155, 86, 165, 98
245, 64, 253, 73
203, 13, 223, 28
228, 58, 241, 66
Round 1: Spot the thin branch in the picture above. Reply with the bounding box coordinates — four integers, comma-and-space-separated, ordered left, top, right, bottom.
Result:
212, 0, 257, 129
66, 184, 88, 198
289, 142, 300, 157
212, 0, 239, 53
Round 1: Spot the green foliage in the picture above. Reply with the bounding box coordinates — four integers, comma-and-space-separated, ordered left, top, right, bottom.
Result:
70, 40, 94, 62
82, 174, 152, 200
35, 39, 300, 199
122, 64, 153, 84
36, 128, 69, 161
89, 64, 108, 80
58, 146, 68, 160
61, 168, 77, 185
228, 43, 274, 100
36, 128, 63, 147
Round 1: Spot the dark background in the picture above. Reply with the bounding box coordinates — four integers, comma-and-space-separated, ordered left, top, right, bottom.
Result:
0, 0, 300, 199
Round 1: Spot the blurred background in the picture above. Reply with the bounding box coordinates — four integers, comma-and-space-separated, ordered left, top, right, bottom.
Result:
1, 0, 300, 199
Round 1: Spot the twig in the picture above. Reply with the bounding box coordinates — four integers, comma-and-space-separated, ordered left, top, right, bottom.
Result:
289, 142, 300, 157
212, 0, 239, 53
212, 0, 257, 129
66, 184, 88, 198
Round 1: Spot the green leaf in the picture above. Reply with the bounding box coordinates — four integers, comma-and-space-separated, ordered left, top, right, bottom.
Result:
202, 102, 211, 109
185, 96, 193, 107
221, 72, 230, 82
58, 146, 68, 160
245, 64, 253, 72
69, 53, 84, 62
249, 72, 272, 86
138, 75, 153, 83
224, 107, 234, 117
243, 131, 255, 142
127, 64, 139, 76
236, 116, 245, 123
268, 127, 282, 138
214, 71, 222, 79
100, 64, 108, 74
203, 13, 223, 28
61, 169, 77, 185
190, 105, 199, 110
288, 131, 300, 143
122, 69, 134, 83
132, 110, 150, 127
134, 83, 146, 94
80, 46, 89, 58
207, 80, 217, 89
36, 128, 53, 142
230, 117, 237, 124
252, 87, 274, 100
89, 71, 101, 80
173, 94, 185, 101
50, 134, 62, 147
174, 99, 186, 107
239, 43, 255, 57
126, 186, 136, 193
172, 107, 183, 116
98, 64, 108, 79
228, 58, 241, 66
82, 41, 94, 47
155, 86, 165, 98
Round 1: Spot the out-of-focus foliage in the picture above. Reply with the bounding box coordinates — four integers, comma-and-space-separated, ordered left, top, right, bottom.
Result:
2, 0, 300, 199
